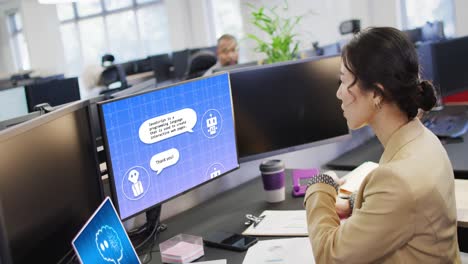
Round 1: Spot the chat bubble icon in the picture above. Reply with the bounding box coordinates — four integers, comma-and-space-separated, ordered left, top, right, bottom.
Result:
150, 148, 180, 174
139, 108, 197, 144
95, 225, 123, 264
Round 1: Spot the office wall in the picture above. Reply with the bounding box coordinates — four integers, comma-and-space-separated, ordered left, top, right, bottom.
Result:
454, 0, 468, 37
0, 1, 19, 74
20, 0, 65, 75
0, 0, 65, 75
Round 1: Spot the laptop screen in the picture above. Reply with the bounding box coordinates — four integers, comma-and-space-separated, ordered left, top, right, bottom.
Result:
72, 197, 140, 264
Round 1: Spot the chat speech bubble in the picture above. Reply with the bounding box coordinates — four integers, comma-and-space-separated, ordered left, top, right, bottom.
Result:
150, 148, 180, 174
139, 108, 197, 144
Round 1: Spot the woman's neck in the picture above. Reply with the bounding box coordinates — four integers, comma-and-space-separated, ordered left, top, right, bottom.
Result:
370, 104, 410, 147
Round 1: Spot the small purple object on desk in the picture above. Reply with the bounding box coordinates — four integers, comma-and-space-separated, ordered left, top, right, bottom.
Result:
291, 168, 319, 197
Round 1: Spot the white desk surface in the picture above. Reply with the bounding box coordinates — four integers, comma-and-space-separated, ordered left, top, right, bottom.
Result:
455, 179, 468, 227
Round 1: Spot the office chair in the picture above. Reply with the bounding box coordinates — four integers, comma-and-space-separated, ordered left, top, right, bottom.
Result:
185, 50, 217, 80
99, 64, 128, 90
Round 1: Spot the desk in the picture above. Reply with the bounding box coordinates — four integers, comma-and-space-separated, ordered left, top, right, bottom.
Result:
455, 180, 468, 228
326, 106, 468, 178
126, 71, 155, 86
150, 170, 304, 263
146, 170, 468, 263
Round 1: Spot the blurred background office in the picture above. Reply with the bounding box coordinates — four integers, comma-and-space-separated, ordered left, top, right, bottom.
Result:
0, 0, 467, 99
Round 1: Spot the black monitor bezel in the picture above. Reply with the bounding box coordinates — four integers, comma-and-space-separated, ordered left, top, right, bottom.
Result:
98, 72, 240, 220
431, 36, 468, 97
226, 55, 351, 163
0, 99, 105, 263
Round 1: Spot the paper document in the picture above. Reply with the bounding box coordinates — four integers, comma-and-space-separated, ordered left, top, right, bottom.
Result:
339, 161, 379, 195
242, 238, 314, 264
242, 210, 308, 236
455, 179, 468, 224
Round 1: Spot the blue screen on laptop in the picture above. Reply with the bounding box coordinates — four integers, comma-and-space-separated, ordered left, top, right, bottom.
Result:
100, 73, 239, 219
72, 198, 140, 264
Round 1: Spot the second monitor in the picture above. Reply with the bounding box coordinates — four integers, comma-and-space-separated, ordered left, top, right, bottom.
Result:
99, 73, 239, 220
229, 55, 349, 161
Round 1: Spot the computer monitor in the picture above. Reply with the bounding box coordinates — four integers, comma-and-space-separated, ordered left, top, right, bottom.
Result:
171, 49, 191, 80
149, 54, 173, 82
25, 77, 81, 112
0, 111, 41, 131
229, 55, 349, 161
0, 86, 29, 122
0, 100, 104, 263
421, 21, 445, 42
403, 27, 423, 44
99, 73, 239, 220
431, 36, 468, 97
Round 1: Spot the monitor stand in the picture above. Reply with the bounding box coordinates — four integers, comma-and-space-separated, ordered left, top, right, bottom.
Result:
130, 205, 166, 253
146, 205, 162, 234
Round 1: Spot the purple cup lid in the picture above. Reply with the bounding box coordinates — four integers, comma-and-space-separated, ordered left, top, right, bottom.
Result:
259, 159, 285, 173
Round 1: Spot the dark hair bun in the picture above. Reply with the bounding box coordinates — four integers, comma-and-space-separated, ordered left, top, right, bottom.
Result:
418, 80, 437, 111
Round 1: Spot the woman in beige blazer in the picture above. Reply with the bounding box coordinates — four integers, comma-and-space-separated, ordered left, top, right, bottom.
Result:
304, 27, 461, 263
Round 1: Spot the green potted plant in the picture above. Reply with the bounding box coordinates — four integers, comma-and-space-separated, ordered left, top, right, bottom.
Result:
246, 1, 305, 64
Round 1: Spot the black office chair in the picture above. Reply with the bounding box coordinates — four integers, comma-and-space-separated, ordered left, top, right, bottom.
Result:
99, 64, 128, 90
185, 50, 217, 80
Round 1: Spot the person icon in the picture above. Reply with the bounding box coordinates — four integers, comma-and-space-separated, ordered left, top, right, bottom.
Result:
128, 169, 144, 197
206, 114, 218, 135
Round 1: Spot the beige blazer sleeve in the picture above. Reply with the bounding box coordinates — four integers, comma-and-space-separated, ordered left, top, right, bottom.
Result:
304, 166, 415, 263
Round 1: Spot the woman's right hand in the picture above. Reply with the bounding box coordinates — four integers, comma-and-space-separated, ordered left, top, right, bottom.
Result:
336, 197, 351, 219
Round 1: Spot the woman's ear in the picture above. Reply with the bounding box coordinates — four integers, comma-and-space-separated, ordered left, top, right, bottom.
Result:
373, 83, 385, 99
372, 83, 385, 107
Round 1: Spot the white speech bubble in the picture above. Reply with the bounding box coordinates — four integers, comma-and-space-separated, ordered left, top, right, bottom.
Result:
139, 108, 197, 144
150, 148, 180, 174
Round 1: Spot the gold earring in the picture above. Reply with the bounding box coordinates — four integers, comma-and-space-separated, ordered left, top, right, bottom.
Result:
374, 101, 382, 110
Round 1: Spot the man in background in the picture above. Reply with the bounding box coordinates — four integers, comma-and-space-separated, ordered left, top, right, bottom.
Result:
203, 34, 239, 76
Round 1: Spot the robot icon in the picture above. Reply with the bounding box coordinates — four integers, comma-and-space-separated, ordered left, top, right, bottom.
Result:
206, 114, 218, 135
210, 167, 221, 179
128, 169, 144, 197
201, 109, 223, 138
121, 166, 150, 201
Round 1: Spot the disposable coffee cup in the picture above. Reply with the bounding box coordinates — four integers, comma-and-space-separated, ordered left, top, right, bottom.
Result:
259, 159, 285, 203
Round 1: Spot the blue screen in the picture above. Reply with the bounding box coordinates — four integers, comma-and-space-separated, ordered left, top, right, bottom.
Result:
72, 198, 140, 264
101, 73, 239, 219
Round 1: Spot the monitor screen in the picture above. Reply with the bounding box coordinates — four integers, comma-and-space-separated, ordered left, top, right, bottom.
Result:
149, 54, 173, 82
25, 77, 81, 112
0, 86, 28, 122
99, 73, 239, 220
432, 36, 468, 97
229, 56, 349, 161
0, 100, 103, 264
171, 49, 190, 80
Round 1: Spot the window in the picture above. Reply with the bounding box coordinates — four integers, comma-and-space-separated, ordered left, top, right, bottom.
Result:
210, 0, 246, 62
7, 12, 31, 71
402, 0, 455, 37
210, 0, 244, 40
57, 0, 170, 76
